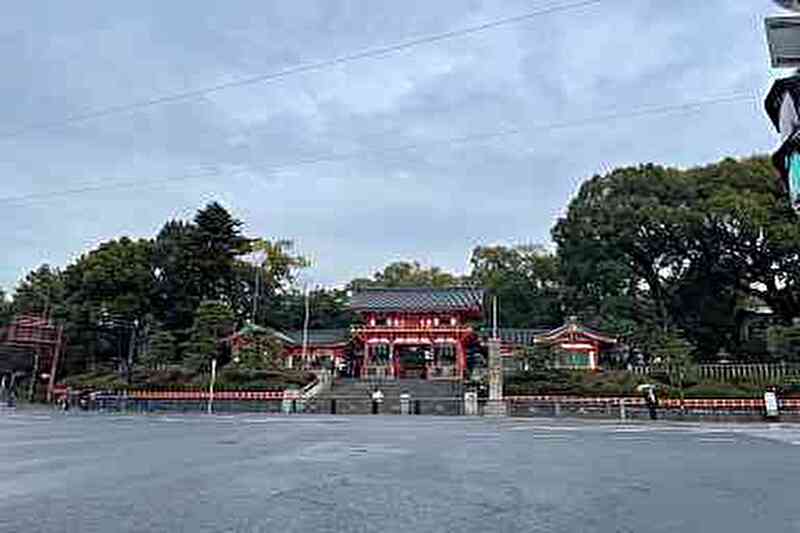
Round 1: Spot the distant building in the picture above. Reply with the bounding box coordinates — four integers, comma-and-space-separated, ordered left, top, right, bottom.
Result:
228, 287, 618, 379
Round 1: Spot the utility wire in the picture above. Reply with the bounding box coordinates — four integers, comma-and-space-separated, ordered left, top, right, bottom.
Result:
0, 90, 757, 206
0, 0, 603, 141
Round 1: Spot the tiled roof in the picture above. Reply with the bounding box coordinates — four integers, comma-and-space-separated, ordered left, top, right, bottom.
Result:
350, 287, 485, 313
285, 329, 350, 346
481, 328, 551, 346
232, 323, 296, 345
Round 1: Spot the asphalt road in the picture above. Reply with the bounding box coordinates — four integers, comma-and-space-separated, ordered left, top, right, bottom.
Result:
3, 410, 800, 532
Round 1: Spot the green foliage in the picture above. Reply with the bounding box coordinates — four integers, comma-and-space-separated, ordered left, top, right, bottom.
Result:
142, 329, 178, 369
182, 300, 234, 373
554, 156, 800, 359
468, 244, 562, 327
200, 368, 315, 391
767, 324, 800, 363
234, 329, 283, 370
12, 264, 65, 316
0, 287, 11, 327
350, 261, 460, 289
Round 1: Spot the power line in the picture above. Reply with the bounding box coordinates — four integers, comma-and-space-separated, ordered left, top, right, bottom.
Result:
0, 90, 757, 206
0, 0, 603, 141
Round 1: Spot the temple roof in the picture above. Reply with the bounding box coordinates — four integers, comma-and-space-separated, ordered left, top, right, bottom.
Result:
484, 318, 617, 347
535, 317, 617, 345
284, 329, 350, 346
480, 328, 551, 346
350, 287, 485, 314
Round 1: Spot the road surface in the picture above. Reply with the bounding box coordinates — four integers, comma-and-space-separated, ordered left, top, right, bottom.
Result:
2, 411, 800, 532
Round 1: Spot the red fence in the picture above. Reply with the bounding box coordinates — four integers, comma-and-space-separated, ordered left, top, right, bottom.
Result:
507, 395, 800, 411
81, 389, 289, 401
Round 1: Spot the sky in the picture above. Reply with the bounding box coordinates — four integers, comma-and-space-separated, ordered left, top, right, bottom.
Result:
0, 0, 787, 290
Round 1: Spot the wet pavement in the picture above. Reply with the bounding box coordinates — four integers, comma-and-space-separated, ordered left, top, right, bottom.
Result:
3, 410, 800, 532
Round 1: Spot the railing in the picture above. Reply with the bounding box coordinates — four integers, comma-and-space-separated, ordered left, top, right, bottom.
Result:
426, 365, 458, 380
629, 363, 800, 383
364, 365, 393, 380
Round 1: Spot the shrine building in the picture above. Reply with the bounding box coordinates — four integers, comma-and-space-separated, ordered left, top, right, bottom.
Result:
231, 286, 618, 379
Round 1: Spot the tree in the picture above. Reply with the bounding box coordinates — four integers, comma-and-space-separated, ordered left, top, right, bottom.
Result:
190, 202, 250, 303
236, 238, 308, 326
59, 238, 156, 374
553, 157, 800, 358
152, 220, 200, 332
12, 264, 64, 317
234, 330, 283, 370
267, 288, 354, 331
554, 164, 692, 336
351, 261, 460, 289
182, 301, 234, 373
141, 329, 178, 369
767, 324, 800, 363
0, 287, 11, 327
651, 330, 694, 411
469, 244, 562, 327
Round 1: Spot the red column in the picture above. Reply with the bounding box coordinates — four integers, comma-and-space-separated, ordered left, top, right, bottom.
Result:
361, 341, 369, 379
456, 340, 466, 380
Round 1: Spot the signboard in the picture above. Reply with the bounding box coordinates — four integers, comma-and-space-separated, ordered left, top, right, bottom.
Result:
766, 16, 800, 68
764, 391, 780, 418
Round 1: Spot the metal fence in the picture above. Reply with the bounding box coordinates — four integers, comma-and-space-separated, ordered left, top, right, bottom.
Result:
629, 363, 800, 384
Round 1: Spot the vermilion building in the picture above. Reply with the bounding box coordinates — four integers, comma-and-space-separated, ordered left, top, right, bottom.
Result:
231, 286, 618, 379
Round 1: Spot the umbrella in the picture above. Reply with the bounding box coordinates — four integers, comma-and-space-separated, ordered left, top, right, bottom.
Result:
636, 384, 657, 392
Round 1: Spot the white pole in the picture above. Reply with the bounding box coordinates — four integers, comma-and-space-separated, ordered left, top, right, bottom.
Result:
301, 285, 310, 362
208, 358, 217, 415
492, 296, 499, 340
251, 263, 260, 323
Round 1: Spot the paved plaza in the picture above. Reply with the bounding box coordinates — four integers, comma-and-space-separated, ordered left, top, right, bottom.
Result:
3, 411, 800, 532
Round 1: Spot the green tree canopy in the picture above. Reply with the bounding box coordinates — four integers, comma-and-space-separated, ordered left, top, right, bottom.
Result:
468, 244, 562, 327
350, 261, 460, 289
182, 300, 235, 373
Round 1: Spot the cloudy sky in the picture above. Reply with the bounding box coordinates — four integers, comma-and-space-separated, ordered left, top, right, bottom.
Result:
0, 0, 786, 290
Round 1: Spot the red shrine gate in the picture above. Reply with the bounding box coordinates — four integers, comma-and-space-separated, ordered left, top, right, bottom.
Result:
0, 314, 65, 401
350, 287, 484, 380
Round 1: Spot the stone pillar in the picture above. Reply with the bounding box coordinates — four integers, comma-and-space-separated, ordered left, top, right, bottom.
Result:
464, 391, 478, 416
400, 392, 411, 415
484, 338, 507, 416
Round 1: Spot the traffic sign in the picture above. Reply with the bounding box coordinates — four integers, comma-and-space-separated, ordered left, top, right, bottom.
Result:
766, 16, 800, 68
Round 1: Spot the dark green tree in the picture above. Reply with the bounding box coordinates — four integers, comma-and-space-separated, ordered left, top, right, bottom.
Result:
350, 261, 460, 289
152, 220, 199, 332
0, 287, 12, 327
190, 202, 250, 303
12, 264, 65, 317
142, 329, 178, 369
182, 300, 234, 373
469, 244, 562, 327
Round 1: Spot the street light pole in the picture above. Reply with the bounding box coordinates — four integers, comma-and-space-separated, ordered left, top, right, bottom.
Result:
208, 358, 217, 415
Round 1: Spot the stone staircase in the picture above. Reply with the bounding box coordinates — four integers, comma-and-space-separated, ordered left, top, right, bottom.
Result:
307, 378, 464, 415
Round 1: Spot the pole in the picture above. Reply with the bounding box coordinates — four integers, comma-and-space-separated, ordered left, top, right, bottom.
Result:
492, 296, 496, 339
301, 284, 310, 362
251, 262, 260, 324
208, 358, 217, 415
28, 352, 40, 401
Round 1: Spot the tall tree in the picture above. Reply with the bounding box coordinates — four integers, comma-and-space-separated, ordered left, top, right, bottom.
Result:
190, 202, 250, 303
0, 287, 11, 327
12, 264, 65, 317
469, 244, 562, 327
182, 300, 234, 373
60, 237, 156, 373
553, 156, 800, 359
152, 220, 199, 332
350, 261, 460, 289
